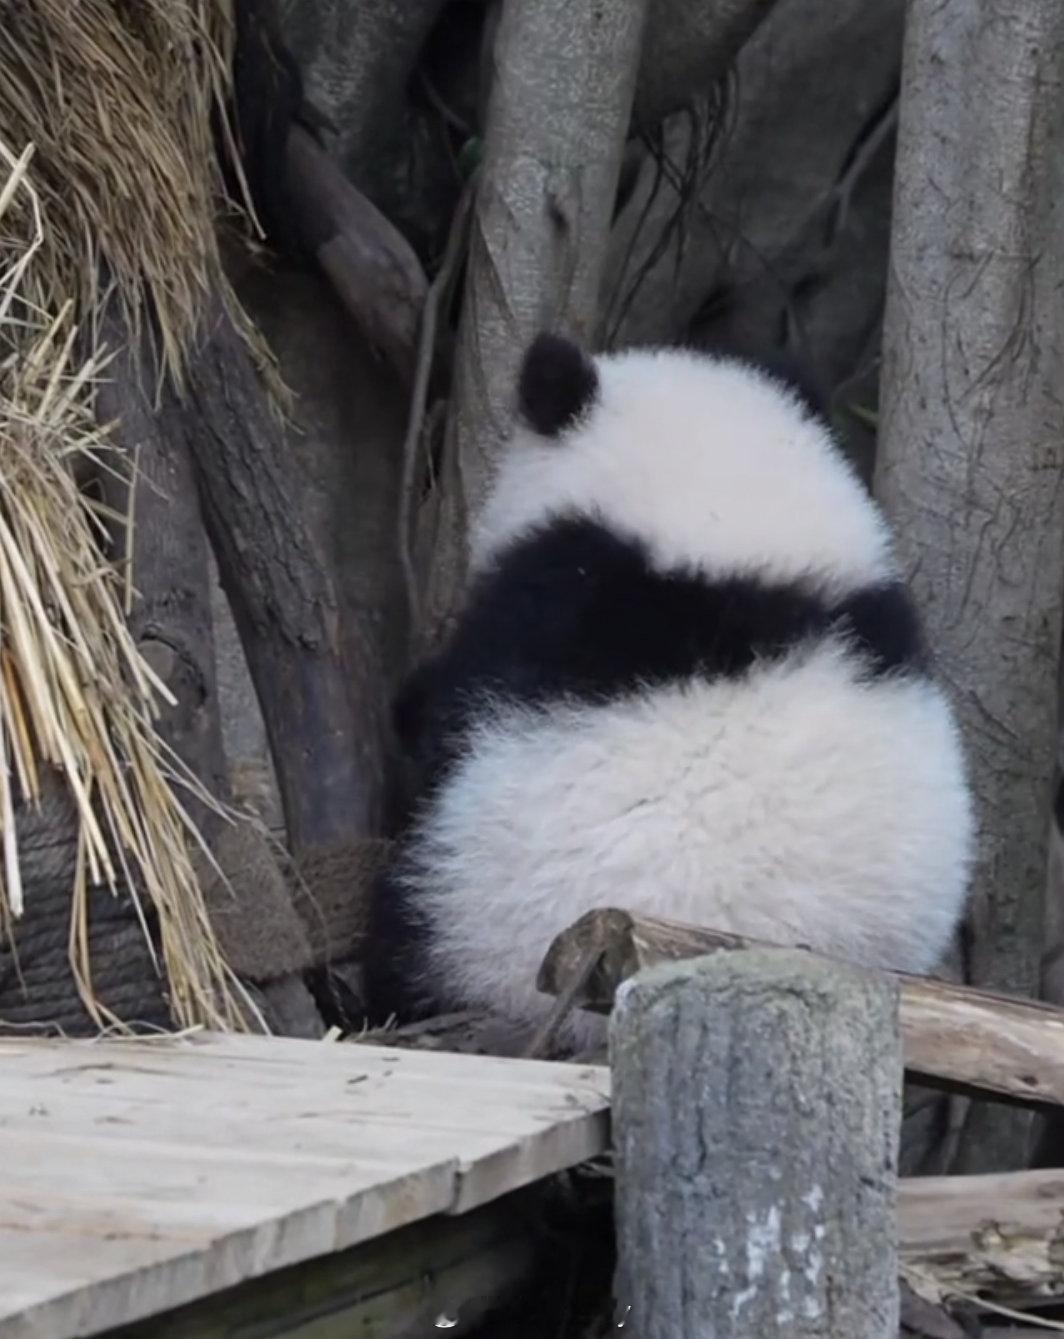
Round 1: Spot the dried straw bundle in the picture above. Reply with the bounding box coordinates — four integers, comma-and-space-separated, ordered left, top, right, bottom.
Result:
0, 142, 255, 1031
0, 0, 255, 389
0, 0, 265, 1031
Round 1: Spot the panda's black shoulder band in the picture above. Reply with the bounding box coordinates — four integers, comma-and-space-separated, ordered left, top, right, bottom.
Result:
517, 332, 599, 437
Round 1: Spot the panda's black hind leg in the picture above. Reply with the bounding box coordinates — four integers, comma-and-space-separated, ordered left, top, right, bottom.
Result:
360, 865, 439, 1029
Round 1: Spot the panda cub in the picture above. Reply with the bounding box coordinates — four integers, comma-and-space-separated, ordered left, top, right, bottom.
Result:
366, 332, 974, 1049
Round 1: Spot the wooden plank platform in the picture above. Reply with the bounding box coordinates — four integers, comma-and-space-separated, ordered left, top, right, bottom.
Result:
0, 1031, 611, 1339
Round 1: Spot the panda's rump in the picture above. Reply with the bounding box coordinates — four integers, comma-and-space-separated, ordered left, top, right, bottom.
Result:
401, 637, 972, 1035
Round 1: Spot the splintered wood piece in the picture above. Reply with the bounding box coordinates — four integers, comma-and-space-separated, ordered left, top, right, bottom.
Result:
537, 908, 1064, 1108
898, 1168, 1064, 1312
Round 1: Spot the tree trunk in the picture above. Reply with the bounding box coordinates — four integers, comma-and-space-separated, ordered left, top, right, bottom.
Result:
607, 0, 904, 354
178, 304, 371, 860
271, 0, 454, 256
95, 320, 228, 832
455, 0, 647, 508
875, 0, 1064, 1172
234, 264, 411, 835
611, 948, 901, 1337
427, 0, 648, 640
276, 0, 447, 187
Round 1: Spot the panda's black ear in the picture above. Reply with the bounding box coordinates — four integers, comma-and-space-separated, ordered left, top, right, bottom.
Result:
517, 332, 599, 438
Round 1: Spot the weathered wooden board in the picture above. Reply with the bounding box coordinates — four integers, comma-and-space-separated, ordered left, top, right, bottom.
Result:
108, 1189, 539, 1339
0, 1031, 610, 1339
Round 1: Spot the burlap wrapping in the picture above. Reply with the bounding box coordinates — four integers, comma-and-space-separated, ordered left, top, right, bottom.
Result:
0, 777, 393, 1033
0, 775, 170, 1034
194, 817, 392, 981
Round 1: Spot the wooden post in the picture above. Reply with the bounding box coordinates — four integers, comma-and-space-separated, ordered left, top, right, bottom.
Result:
611, 948, 901, 1337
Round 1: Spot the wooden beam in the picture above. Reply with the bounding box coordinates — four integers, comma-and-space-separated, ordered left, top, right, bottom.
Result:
537, 908, 1064, 1109
179, 301, 378, 856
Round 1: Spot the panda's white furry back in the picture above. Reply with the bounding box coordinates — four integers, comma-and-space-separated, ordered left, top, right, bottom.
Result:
366, 333, 974, 1049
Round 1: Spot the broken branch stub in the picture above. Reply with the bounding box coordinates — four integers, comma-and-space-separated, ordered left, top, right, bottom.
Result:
284, 125, 427, 387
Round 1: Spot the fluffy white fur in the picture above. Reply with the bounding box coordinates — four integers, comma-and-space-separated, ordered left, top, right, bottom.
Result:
402, 641, 972, 1049
398, 345, 973, 1048
472, 348, 895, 593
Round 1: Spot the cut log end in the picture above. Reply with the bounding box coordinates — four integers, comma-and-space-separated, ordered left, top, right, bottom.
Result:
611, 947, 901, 1336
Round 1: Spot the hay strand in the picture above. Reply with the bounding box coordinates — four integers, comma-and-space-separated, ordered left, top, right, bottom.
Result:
0, 136, 259, 1032
0, 0, 256, 392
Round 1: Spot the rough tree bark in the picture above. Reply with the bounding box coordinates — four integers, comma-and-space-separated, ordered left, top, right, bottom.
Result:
454, 0, 647, 508
95, 324, 228, 831
479, 0, 784, 146
275, 0, 447, 179
425, 0, 648, 638
210, 564, 282, 832
178, 306, 370, 867
612, 949, 901, 1337
876, 0, 1064, 1172
233, 264, 407, 972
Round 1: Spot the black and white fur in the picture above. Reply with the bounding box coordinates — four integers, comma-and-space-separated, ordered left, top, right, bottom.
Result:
366, 333, 974, 1048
